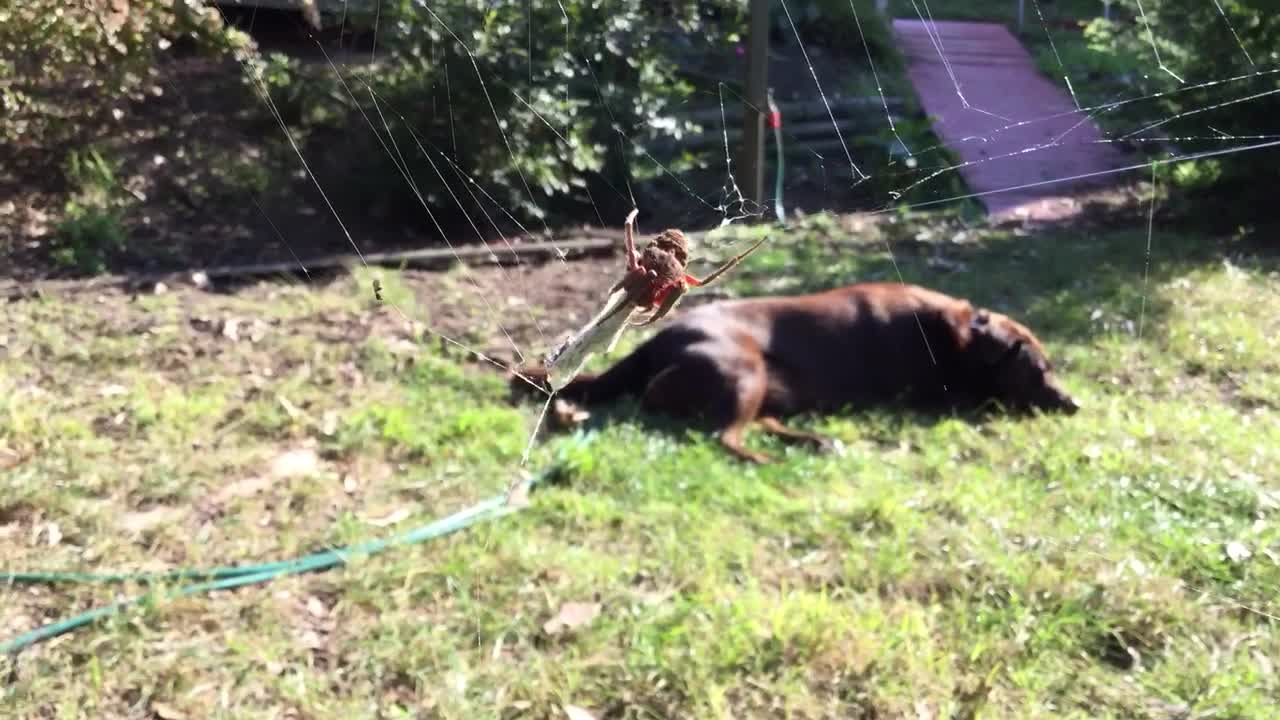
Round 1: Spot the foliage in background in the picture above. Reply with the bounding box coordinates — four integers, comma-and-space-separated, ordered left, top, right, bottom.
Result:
1028, 25, 1142, 111
266, 0, 739, 230
258, 0, 909, 230
769, 0, 900, 69
885, 0, 1104, 25
0, 0, 231, 146
1080, 0, 1280, 223
53, 147, 130, 273
1, 0, 914, 243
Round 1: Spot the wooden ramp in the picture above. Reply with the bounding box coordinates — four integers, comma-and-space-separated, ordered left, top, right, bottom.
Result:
892, 19, 1131, 222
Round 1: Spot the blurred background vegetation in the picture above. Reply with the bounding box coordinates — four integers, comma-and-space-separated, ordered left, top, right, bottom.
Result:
0, 0, 1275, 278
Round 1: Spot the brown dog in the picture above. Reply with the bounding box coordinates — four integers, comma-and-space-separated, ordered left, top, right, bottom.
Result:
512, 282, 1078, 463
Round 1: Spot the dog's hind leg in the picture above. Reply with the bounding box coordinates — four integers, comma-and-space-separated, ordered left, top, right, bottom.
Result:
718, 420, 774, 465
641, 352, 775, 464
756, 417, 836, 454
714, 371, 773, 464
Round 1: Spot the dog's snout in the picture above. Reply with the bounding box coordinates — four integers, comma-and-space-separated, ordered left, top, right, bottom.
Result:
1045, 383, 1079, 414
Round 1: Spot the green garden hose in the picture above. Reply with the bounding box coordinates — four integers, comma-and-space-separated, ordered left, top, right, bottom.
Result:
1, 431, 595, 655
768, 89, 787, 226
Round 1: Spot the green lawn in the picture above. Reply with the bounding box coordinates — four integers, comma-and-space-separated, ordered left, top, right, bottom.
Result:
2, 213, 1278, 718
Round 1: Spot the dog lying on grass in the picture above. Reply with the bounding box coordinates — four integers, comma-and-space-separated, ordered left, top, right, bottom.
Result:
512, 282, 1078, 464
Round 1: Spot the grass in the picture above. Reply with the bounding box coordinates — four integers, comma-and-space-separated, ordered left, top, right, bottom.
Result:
53, 147, 130, 274
2, 212, 1279, 718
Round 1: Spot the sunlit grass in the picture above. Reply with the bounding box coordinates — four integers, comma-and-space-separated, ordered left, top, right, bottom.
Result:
2, 217, 1277, 718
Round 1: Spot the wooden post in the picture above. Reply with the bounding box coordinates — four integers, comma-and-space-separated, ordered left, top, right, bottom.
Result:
1016, 0, 1026, 33
741, 0, 770, 209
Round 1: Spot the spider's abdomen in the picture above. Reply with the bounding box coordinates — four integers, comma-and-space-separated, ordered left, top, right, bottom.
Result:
651, 229, 690, 265
633, 251, 685, 308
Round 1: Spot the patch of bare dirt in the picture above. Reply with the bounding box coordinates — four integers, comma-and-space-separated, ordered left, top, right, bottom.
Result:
1, 249, 630, 385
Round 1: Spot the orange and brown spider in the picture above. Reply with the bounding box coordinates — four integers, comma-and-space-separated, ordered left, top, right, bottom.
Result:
612, 208, 766, 327
540, 209, 765, 392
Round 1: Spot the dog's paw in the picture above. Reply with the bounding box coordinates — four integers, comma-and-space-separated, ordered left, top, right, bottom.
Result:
814, 436, 847, 457
551, 398, 590, 428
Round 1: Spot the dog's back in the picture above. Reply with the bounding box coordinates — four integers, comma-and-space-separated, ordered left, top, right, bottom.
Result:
666, 283, 972, 413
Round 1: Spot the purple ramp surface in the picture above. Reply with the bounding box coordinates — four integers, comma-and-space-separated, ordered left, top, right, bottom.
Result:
893, 19, 1131, 221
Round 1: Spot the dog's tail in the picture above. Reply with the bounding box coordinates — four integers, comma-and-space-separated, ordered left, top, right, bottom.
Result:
509, 336, 661, 406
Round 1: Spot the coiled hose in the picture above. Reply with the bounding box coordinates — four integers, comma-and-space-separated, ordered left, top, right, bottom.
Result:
1, 431, 595, 655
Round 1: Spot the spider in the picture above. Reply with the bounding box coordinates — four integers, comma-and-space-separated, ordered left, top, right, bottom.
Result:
540, 209, 765, 391
612, 208, 766, 327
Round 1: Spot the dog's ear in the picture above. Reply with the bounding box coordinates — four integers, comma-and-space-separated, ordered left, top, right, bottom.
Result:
967, 309, 1022, 365
943, 300, 977, 349
999, 338, 1025, 365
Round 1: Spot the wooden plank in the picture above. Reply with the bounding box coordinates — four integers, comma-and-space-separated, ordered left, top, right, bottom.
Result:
0, 238, 620, 298
194, 237, 619, 280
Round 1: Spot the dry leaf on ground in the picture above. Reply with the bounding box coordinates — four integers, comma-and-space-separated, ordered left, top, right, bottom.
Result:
366, 507, 411, 528
0, 447, 22, 471
118, 506, 186, 536
543, 601, 601, 636
563, 706, 597, 720
270, 448, 320, 479
210, 476, 273, 505
150, 701, 185, 720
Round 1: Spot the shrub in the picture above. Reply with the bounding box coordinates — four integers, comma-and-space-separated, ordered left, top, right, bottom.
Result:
53, 148, 129, 274
261, 1, 902, 230
1081, 0, 1280, 222
769, 0, 900, 69
262, 0, 743, 230
0, 1, 231, 146
54, 203, 127, 274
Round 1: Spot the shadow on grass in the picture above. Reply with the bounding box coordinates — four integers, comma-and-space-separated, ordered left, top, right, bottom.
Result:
519, 379, 1073, 466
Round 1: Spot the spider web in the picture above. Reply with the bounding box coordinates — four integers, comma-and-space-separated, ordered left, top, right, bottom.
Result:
205, 0, 1278, 639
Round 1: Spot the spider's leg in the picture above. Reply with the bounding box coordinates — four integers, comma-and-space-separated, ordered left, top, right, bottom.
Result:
623, 208, 641, 271
687, 236, 767, 287
610, 268, 649, 302
631, 286, 685, 327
